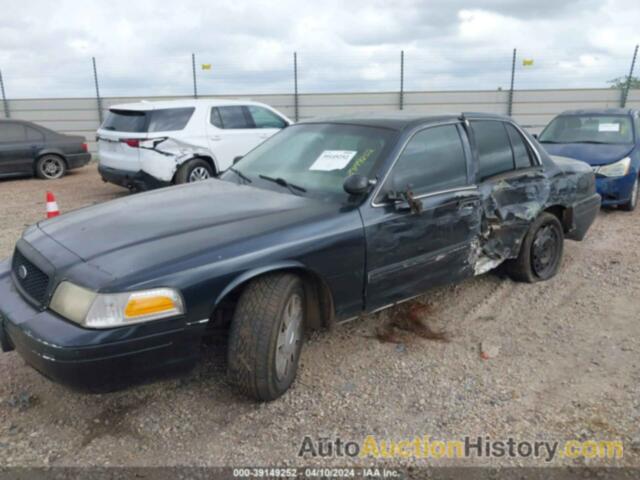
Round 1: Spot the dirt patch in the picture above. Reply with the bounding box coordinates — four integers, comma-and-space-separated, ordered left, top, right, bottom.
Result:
0, 165, 638, 468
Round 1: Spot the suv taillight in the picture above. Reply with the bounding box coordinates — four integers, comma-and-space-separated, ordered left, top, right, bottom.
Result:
81, 143, 88, 152
123, 139, 140, 148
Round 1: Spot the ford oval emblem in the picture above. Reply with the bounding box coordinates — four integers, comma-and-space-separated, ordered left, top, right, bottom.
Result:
18, 265, 28, 280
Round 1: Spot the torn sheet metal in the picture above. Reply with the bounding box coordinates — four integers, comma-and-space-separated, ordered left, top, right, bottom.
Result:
138, 137, 212, 182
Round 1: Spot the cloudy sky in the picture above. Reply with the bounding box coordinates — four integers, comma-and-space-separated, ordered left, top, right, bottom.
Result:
1, 0, 639, 98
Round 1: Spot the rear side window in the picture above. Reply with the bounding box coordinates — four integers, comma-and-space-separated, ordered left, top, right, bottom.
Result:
147, 108, 194, 132
0, 123, 27, 142
471, 120, 514, 180
26, 126, 45, 141
101, 107, 194, 132
248, 106, 287, 129
505, 123, 535, 169
386, 124, 468, 195
216, 106, 252, 129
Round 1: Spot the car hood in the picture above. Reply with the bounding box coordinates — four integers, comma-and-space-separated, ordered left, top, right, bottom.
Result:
38, 179, 337, 278
541, 142, 634, 166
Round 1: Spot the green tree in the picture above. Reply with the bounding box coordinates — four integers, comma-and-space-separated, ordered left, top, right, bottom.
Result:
608, 75, 640, 89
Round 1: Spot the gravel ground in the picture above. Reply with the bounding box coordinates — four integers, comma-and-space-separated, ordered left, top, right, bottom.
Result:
0, 165, 638, 469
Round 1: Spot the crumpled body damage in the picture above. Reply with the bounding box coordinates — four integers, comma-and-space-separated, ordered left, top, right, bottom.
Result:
469, 158, 597, 276
138, 137, 212, 182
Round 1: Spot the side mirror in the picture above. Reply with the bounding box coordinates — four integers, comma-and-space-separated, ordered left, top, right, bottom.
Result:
532, 133, 539, 139
233, 156, 243, 165
343, 174, 370, 196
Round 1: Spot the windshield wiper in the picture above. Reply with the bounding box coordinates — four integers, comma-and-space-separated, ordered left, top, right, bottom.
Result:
228, 166, 252, 184
259, 174, 307, 195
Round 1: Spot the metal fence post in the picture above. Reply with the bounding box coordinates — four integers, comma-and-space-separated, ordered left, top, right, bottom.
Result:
621, 44, 638, 108
91, 57, 102, 124
0, 69, 9, 118
192, 53, 198, 98
507, 48, 517, 116
400, 50, 405, 110
293, 52, 299, 122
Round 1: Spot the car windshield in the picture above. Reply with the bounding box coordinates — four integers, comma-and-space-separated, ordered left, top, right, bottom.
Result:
221, 123, 396, 203
539, 115, 634, 144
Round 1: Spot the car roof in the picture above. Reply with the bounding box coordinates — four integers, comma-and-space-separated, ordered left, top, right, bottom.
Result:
297, 112, 511, 131
558, 108, 635, 116
108, 98, 269, 111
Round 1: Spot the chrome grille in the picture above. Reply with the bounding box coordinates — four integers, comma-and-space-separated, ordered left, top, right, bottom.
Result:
12, 248, 50, 306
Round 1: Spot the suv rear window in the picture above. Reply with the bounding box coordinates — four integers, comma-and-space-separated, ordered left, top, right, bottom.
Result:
102, 107, 195, 133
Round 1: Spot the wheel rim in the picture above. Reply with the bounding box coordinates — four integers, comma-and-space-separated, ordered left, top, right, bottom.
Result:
41, 157, 63, 179
188, 166, 210, 182
275, 293, 303, 381
631, 178, 638, 208
531, 224, 560, 277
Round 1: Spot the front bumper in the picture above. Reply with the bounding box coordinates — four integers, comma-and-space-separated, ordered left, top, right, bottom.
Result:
596, 172, 637, 206
66, 152, 92, 170
98, 164, 170, 191
0, 258, 205, 391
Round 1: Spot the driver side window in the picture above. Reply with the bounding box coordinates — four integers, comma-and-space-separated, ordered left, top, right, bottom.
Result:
382, 124, 468, 198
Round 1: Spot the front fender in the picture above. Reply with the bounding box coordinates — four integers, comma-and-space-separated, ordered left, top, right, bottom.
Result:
213, 260, 309, 307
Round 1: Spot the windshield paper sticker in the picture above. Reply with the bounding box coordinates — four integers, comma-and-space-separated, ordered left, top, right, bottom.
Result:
598, 123, 620, 132
310, 150, 357, 171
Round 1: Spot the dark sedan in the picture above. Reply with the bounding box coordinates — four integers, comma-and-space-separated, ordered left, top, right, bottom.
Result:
0, 113, 600, 401
0, 119, 91, 180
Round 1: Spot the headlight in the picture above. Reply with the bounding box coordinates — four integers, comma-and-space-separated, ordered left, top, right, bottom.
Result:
595, 157, 631, 177
50, 282, 184, 328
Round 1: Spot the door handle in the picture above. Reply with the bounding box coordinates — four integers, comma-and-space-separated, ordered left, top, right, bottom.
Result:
210, 135, 222, 141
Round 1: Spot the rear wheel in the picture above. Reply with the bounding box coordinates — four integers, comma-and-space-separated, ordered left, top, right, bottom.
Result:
35, 154, 66, 180
621, 176, 639, 212
505, 212, 564, 283
227, 273, 305, 401
175, 158, 214, 184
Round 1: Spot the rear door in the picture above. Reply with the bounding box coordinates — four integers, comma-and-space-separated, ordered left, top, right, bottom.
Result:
469, 119, 547, 259
361, 122, 481, 311
0, 122, 34, 174
206, 106, 267, 171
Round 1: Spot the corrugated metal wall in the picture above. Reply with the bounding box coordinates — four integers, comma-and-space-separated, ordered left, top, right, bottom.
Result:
3, 88, 639, 152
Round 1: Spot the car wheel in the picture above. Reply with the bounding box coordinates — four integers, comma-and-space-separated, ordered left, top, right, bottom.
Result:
175, 158, 214, 184
505, 212, 564, 283
35, 155, 67, 180
227, 273, 305, 401
621, 176, 639, 212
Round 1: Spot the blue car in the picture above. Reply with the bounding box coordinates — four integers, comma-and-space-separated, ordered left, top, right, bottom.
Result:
539, 109, 640, 211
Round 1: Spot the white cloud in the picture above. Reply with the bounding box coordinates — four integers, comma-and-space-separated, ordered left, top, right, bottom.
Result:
0, 0, 639, 98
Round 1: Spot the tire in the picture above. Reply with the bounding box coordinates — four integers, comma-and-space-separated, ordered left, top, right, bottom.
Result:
35, 154, 67, 180
621, 176, 639, 212
227, 273, 305, 401
175, 158, 214, 184
505, 212, 564, 283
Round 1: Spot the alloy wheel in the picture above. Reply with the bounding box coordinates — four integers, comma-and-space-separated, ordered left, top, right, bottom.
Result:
275, 293, 303, 381
188, 166, 210, 182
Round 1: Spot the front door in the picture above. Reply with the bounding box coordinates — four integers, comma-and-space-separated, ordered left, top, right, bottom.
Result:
0, 122, 34, 175
361, 123, 481, 312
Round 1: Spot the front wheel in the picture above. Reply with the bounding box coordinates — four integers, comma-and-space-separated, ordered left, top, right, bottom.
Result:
505, 212, 564, 283
227, 273, 305, 401
621, 176, 639, 212
175, 158, 214, 184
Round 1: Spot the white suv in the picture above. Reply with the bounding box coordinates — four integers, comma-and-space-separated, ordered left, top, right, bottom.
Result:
97, 99, 291, 190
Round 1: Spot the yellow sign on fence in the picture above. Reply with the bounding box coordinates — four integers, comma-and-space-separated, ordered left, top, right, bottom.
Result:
522, 59, 534, 67
201, 64, 212, 70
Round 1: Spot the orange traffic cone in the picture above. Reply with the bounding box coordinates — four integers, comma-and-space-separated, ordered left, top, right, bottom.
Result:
46, 191, 60, 218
